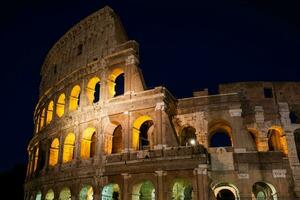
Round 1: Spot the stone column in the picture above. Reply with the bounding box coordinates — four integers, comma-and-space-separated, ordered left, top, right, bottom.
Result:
154, 102, 165, 149
155, 170, 167, 200
194, 164, 208, 200
123, 111, 131, 152
74, 124, 81, 164
256, 136, 269, 152
93, 186, 101, 200
122, 173, 131, 200
58, 134, 64, 168
43, 142, 50, 173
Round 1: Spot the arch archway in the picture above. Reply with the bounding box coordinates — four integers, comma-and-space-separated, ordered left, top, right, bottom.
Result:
81, 127, 96, 159
59, 187, 71, 200
132, 180, 155, 200
35, 191, 42, 200
132, 116, 154, 150
49, 138, 59, 166
45, 189, 55, 200
268, 127, 288, 155
179, 126, 197, 146
294, 129, 300, 162
69, 85, 81, 111
112, 124, 123, 153
172, 178, 193, 200
56, 93, 66, 117
46, 101, 54, 125
209, 121, 232, 147
102, 183, 121, 200
87, 77, 101, 104
252, 182, 277, 200
79, 185, 94, 200
63, 133, 75, 163
212, 182, 240, 200
108, 68, 125, 98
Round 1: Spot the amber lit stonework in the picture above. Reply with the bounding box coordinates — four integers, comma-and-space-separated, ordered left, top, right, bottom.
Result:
25, 6, 300, 200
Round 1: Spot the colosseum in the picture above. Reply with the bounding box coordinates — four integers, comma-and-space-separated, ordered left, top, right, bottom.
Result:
24, 6, 300, 200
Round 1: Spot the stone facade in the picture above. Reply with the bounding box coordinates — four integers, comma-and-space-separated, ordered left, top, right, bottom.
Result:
24, 6, 300, 200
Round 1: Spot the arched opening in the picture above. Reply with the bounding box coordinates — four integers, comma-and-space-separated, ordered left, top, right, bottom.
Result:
132, 181, 155, 200
268, 128, 288, 155
69, 85, 81, 111
179, 126, 197, 146
209, 121, 232, 147
35, 191, 42, 200
39, 108, 46, 130
108, 68, 125, 98
59, 187, 71, 200
102, 183, 121, 200
290, 111, 299, 124
172, 179, 193, 200
132, 116, 154, 150
45, 189, 55, 200
63, 133, 75, 163
294, 129, 300, 162
252, 182, 277, 200
112, 125, 123, 154
49, 138, 59, 166
56, 93, 66, 117
81, 127, 97, 159
79, 185, 93, 200
212, 183, 239, 200
87, 77, 101, 104
216, 189, 235, 200
46, 101, 54, 125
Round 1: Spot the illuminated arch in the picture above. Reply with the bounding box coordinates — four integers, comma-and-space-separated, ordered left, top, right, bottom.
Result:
49, 138, 59, 166
87, 77, 101, 104
252, 182, 277, 200
69, 85, 81, 111
59, 187, 71, 200
45, 189, 55, 200
46, 101, 54, 125
63, 133, 75, 163
171, 178, 193, 200
39, 108, 46, 130
102, 183, 121, 200
108, 68, 125, 98
132, 115, 154, 150
212, 182, 240, 200
35, 191, 42, 200
79, 185, 93, 200
56, 93, 66, 117
209, 120, 232, 147
112, 124, 123, 153
132, 180, 155, 200
179, 126, 197, 146
81, 127, 96, 159
268, 127, 288, 155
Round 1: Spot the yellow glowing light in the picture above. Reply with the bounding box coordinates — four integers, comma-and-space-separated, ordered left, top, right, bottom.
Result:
49, 138, 59, 166
132, 115, 152, 150
56, 93, 65, 118
108, 68, 124, 98
46, 101, 54, 125
69, 85, 81, 111
87, 77, 101, 104
268, 127, 288, 155
63, 133, 75, 163
33, 146, 39, 172
39, 108, 46, 130
81, 127, 96, 159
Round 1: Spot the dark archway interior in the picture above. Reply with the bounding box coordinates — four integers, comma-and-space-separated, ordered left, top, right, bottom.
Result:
93, 82, 100, 103
180, 126, 196, 146
217, 189, 235, 200
90, 132, 96, 158
210, 131, 232, 147
139, 120, 153, 150
115, 73, 125, 97
112, 125, 122, 154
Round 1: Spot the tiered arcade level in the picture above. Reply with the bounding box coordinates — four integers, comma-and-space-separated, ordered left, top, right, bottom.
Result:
25, 6, 300, 200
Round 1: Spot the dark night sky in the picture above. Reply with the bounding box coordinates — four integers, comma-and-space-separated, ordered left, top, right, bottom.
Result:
0, 0, 300, 171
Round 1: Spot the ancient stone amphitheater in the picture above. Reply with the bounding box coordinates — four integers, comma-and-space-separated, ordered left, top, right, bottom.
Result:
25, 6, 300, 200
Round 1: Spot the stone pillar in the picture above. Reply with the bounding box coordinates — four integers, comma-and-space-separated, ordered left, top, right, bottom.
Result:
154, 102, 165, 149
93, 186, 101, 200
155, 170, 167, 200
122, 173, 131, 200
58, 134, 64, 167
74, 124, 81, 164
229, 108, 242, 148
123, 111, 131, 152
194, 164, 208, 200
256, 136, 269, 152
125, 55, 142, 94
43, 141, 50, 173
